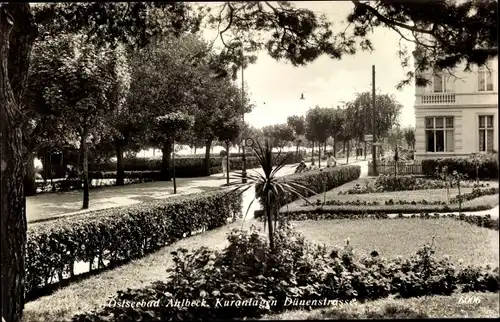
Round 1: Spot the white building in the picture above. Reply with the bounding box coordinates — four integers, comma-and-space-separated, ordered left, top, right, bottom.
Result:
414, 58, 498, 160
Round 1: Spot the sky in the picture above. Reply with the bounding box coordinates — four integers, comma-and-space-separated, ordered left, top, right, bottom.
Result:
200, 1, 417, 129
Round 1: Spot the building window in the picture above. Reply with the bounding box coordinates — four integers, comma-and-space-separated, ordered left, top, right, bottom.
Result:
433, 74, 444, 92
478, 69, 493, 91
425, 116, 454, 152
479, 115, 494, 152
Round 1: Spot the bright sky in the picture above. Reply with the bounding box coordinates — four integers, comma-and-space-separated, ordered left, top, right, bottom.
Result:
199, 1, 416, 129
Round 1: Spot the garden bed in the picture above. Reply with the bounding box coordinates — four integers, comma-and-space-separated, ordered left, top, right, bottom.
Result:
281, 186, 499, 214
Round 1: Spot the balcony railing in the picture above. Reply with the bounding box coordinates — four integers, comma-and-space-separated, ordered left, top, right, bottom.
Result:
420, 94, 456, 104
416, 92, 498, 106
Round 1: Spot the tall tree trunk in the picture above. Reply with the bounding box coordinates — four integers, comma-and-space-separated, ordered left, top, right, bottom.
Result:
161, 139, 172, 181
342, 141, 346, 159
311, 141, 314, 159
194, 146, 197, 154
225, 140, 230, 185
115, 141, 125, 186
1, 4, 38, 321
23, 149, 36, 196
346, 140, 350, 164
172, 140, 176, 193
324, 142, 327, 154
204, 139, 212, 176
295, 142, 299, 155
81, 124, 90, 209
318, 143, 321, 168
333, 136, 337, 158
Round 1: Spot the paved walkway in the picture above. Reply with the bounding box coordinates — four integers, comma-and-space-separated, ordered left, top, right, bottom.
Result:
27, 157, 369, 223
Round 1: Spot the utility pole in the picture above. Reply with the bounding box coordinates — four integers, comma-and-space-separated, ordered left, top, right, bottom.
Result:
371, 65, 378, 176
241, 46, 247, 183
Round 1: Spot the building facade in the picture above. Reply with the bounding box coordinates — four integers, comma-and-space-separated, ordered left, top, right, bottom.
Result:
414, 58, 498, 160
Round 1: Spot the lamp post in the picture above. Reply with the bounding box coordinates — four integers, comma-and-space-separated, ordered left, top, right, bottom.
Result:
241, 46, 247, 183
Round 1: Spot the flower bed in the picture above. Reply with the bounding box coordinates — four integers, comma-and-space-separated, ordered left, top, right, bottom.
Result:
72, 223, 499, 321
309, 187, 499, 207
338, 175, 490, 195
25, 189, 242, 299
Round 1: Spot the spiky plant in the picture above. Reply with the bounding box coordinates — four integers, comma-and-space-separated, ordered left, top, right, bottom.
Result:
227, 139, 315, 251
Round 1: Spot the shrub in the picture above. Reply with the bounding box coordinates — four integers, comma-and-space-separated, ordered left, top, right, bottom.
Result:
73, 224, 499, 322
88, 153, 303, 177
338, 176, 490, 194
25, 189, 242, 298
422, 153, 499, 180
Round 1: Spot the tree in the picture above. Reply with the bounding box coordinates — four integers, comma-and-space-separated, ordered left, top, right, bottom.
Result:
214, 117, 242, 184
152, 112, 195, 193
387, 125, 405, 150
262, 123, 294, 150
305, 106, 333, 167
347, 0, 497, 88
33, 34, 130, 209
129, 34, 209, 180
287, 115, 306, 154
403, 125, 416, 150
326, 107, 344, 158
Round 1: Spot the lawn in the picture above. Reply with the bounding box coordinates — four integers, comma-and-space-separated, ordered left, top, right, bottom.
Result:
262, 292, 500, 319
22, 217, 498, 322
281, 187, 499, 213
292, 218, 499, 267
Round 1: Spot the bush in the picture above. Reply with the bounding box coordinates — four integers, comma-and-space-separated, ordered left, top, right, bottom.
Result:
88, 153, 303, 177
73, 224, 499, 321
25, 189, 242, 298
339, 176, 490, 194
422, 153, 499, 180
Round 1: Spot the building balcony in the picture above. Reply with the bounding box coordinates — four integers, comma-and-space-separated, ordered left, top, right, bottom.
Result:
415, 92, 498, 107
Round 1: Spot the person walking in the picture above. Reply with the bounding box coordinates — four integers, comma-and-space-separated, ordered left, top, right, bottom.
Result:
221, 151, 228, 178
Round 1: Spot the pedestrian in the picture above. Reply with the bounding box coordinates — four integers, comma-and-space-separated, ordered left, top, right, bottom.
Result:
309, 158, 319, 171
295, 160, 307, 174
326, 152, 337, 168
221, 150, 228, 178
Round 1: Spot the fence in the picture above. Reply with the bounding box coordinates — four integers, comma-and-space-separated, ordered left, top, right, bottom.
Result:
368, 161, 423, 176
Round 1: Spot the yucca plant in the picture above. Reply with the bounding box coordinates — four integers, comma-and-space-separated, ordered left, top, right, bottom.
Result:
226, 139, 315, 250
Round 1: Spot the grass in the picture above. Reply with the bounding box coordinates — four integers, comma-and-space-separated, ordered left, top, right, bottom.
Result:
262, 292, 500, 319
23, 217, 498, 322
282, 187, 499, 213
291, 218, 499, 267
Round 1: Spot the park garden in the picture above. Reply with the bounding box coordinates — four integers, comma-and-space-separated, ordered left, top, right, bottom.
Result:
1, 2, 499, 322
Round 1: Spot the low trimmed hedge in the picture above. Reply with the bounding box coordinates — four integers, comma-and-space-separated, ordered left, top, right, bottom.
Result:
25, 189, 242, 298
422, 154, 499, 180
88, 153, 303, 177
280, 211, 499, 230
280, 165, 361, 203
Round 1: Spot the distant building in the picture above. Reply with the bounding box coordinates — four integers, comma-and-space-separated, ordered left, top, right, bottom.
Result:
414, 57, 498, 160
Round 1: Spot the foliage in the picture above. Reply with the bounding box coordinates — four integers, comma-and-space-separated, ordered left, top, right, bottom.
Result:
403, 126, 415, 150
310, 187, 498, 207
287, 115, 306, 136
25, 189, 242, 297
422, 154, 499, 180
262, 123, 295, 149
72, 224, 499, 321
345, 92, 402, 142
347, 0, 498, 88
152, 112, 195, 143
338, 176, 489, 194
305, 106, 334, 145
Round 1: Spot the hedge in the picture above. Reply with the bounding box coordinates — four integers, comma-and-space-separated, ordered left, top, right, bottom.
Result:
422, 153, 499, 180
25, 188, 242, 298
88, 152, 303, 176
252, 165, 361, 215
275, 211, 500, 231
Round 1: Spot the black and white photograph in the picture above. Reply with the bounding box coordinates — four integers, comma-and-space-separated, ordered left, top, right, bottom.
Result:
1, 1, 498, 321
